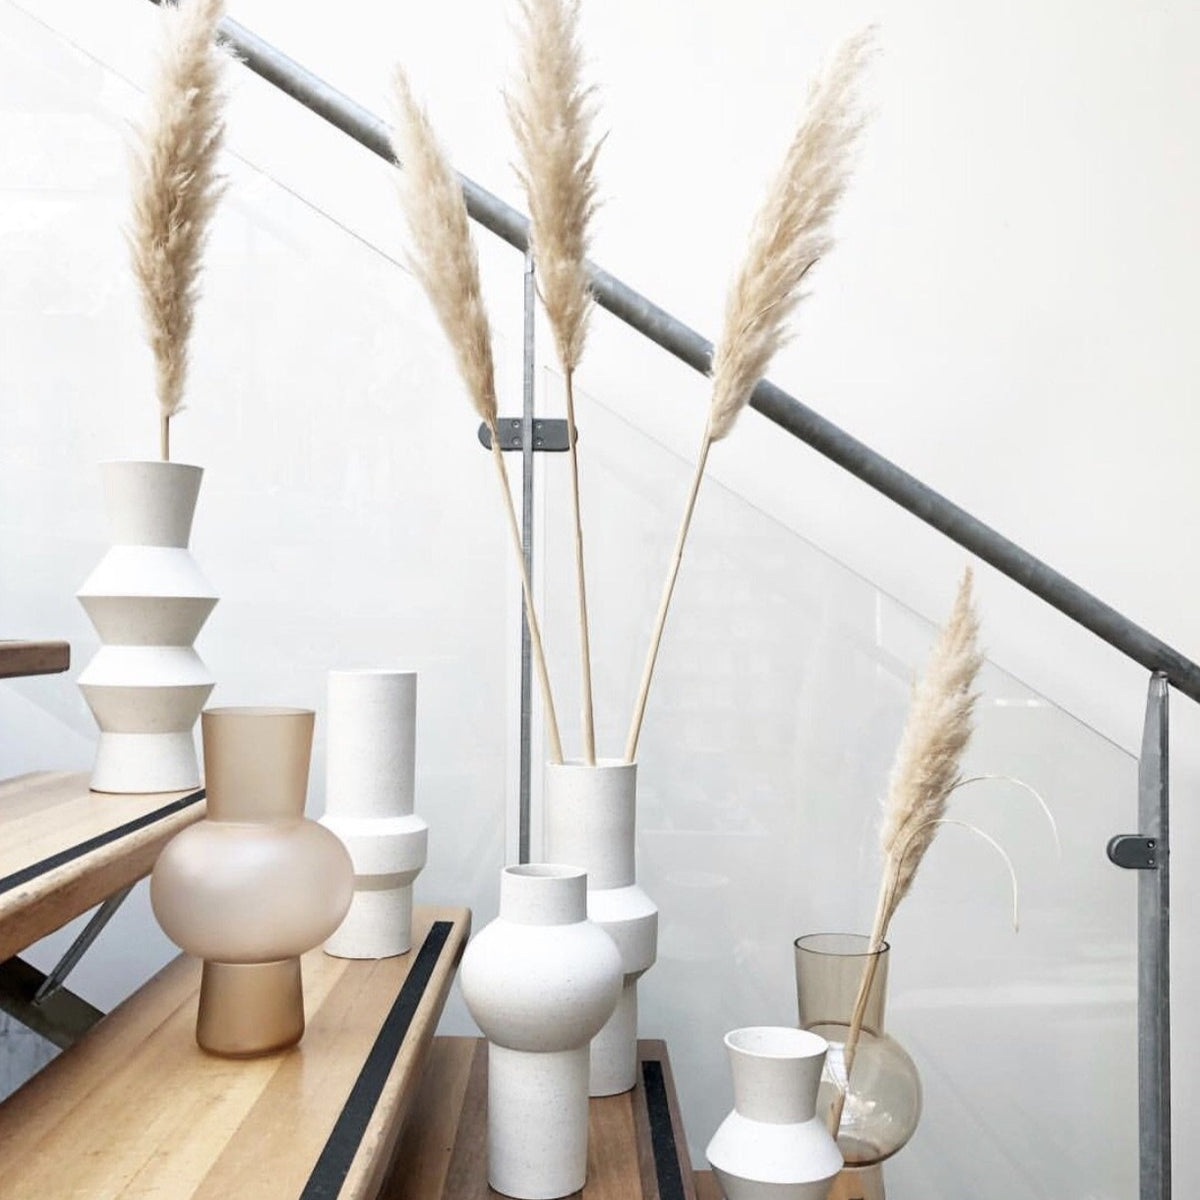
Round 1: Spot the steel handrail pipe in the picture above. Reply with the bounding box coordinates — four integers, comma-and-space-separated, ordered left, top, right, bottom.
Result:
216, 14, 1200, 704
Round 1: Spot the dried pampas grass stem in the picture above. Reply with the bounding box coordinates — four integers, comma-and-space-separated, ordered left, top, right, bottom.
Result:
508, 0, 603, 762
129, 0, 229, 461
624, 28, 873, 762
391, 67, 563, 764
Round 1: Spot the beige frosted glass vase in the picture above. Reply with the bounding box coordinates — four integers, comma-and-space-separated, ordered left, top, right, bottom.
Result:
151, 707, 354, 1057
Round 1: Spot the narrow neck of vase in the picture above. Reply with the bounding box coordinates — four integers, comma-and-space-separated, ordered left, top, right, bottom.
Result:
202, 708, 315, 822
101, 460, 202, 548
726, 1027, 828, 1124
543, 760, 638, 889
795, 933, 890, 1035
499, 864, 588, 926
325, 669, 417, 818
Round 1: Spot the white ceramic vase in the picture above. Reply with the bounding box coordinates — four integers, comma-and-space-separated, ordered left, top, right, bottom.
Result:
544, 759, 658, 1096
706, 1027, 844, 1200
460, 864, 622, 1199
320, 669, 428, 958
77, 461, 217, 793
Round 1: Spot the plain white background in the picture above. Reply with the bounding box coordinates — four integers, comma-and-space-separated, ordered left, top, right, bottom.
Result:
1, 0, 1196, 1193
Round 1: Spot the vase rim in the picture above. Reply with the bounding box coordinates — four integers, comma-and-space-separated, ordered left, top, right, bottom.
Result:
546, 758, 636, 770
503, 862, 587, 882
328, 667, 417, 677
99, 459, 203, 471
793, 932, 890, 957
724, 1026, 828, 1061
204, 706, 314, 718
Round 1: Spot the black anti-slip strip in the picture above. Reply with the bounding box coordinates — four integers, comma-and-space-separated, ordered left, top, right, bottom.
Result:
0, 788, 206, 895
299, 919, 454, 1200
642, 1058, 688, 1200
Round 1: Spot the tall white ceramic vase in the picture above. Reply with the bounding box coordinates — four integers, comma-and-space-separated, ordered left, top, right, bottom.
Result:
321, 669, 428, 958
460, 864, 622, 1200
707, 1027, 844, 1200
544, 759, 658, 1096
77, 461, 217, 793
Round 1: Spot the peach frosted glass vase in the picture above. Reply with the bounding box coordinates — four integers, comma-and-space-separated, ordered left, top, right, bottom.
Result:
151, 707, 353, 1057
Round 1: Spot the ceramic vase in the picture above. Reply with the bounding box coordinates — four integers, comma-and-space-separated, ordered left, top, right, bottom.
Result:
320, 669, 428, 958
151, 707, 354, 1057
706, 1026, 843, 1200
794, 934, 922, 1200
460, 864, 622, 1199
77, 460, 217, 793
544, 759, 658, 1096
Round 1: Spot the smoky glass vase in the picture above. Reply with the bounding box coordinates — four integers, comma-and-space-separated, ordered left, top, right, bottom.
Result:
793, 932, 922, 1169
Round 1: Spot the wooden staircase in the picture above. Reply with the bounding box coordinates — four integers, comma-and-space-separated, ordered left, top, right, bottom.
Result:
0, 641, 708, 1199
0, 771, 205, 963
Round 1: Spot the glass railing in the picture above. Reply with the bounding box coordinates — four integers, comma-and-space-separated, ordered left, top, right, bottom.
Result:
0, 3, 1147, 1194
540, 386, 1138, 1196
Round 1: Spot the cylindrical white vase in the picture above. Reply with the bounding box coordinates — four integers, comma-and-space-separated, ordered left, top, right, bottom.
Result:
460, 864, 622, 1199
706, 1027, 844, 1200
320, 669, 428, 958
77, 461, 217, 793
544, 759, 658, 1096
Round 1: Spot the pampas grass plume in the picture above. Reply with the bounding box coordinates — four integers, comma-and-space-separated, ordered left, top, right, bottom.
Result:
507, 0, 600, 374
707, 26, 873, 442
129, 0, 228, 459
391, 68, 498, 431
878, 564, 984, 924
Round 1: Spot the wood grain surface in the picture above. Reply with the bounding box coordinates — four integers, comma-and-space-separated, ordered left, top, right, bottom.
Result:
0, 640, 69, 679
381, 1037, 698, 1200
0, 771, 206, 962
0, 905, 470, 1200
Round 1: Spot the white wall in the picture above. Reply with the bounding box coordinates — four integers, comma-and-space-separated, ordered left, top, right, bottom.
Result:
3, 0, 1197, 1192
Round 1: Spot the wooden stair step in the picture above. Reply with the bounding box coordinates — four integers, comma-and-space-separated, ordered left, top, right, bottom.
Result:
382, 1037, 698, 1200
0, 640, 70, 679
0, 904, 470, 1199
0, 771, 206, 962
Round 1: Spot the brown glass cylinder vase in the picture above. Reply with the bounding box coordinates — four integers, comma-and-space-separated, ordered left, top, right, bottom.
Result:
151, 707, 353, 1057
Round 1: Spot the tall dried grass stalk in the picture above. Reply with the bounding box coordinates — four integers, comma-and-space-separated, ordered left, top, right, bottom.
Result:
624, 28, 872, 762
829, 566, 983, 1136
129, 0, 228, 462
391, 67, 563, 763
508, 0, 602, 762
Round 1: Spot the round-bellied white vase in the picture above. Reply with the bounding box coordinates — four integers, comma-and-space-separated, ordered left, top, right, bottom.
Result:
460, 864, 622, 1199
544, 759, 657, 1096
321, 669, 428, 958
77, 461, 217, 793
706, 1027, 844, 1200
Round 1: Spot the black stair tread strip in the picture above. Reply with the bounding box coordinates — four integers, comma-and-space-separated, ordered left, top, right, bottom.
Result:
643, 1057, 688, 1200
299, 919, 454, 1200
0, 789, 206, 895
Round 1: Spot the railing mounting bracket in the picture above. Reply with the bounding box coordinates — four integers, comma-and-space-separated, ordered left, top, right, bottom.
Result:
1106, 834, 1159, 870
478, 419, 571, 453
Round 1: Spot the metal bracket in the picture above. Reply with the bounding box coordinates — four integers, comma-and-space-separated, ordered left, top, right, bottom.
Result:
1106, 834, 1159, 870
32, 883, 134, 1005
477, 419, 572, 452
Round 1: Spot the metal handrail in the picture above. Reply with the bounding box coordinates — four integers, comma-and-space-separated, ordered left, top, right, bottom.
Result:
216, 14, 1200, 705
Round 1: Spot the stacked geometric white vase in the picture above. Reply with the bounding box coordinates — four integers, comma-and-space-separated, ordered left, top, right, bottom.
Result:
544, 760, 658, 1096
77, 461, 217, 793
321, 669, 428, 958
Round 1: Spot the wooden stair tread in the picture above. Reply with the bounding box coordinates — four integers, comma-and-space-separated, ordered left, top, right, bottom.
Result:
0, 905, 470, 1200
382, 1037, 697, 1200
0, 639, 69, 679
0, 771, 206, 962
